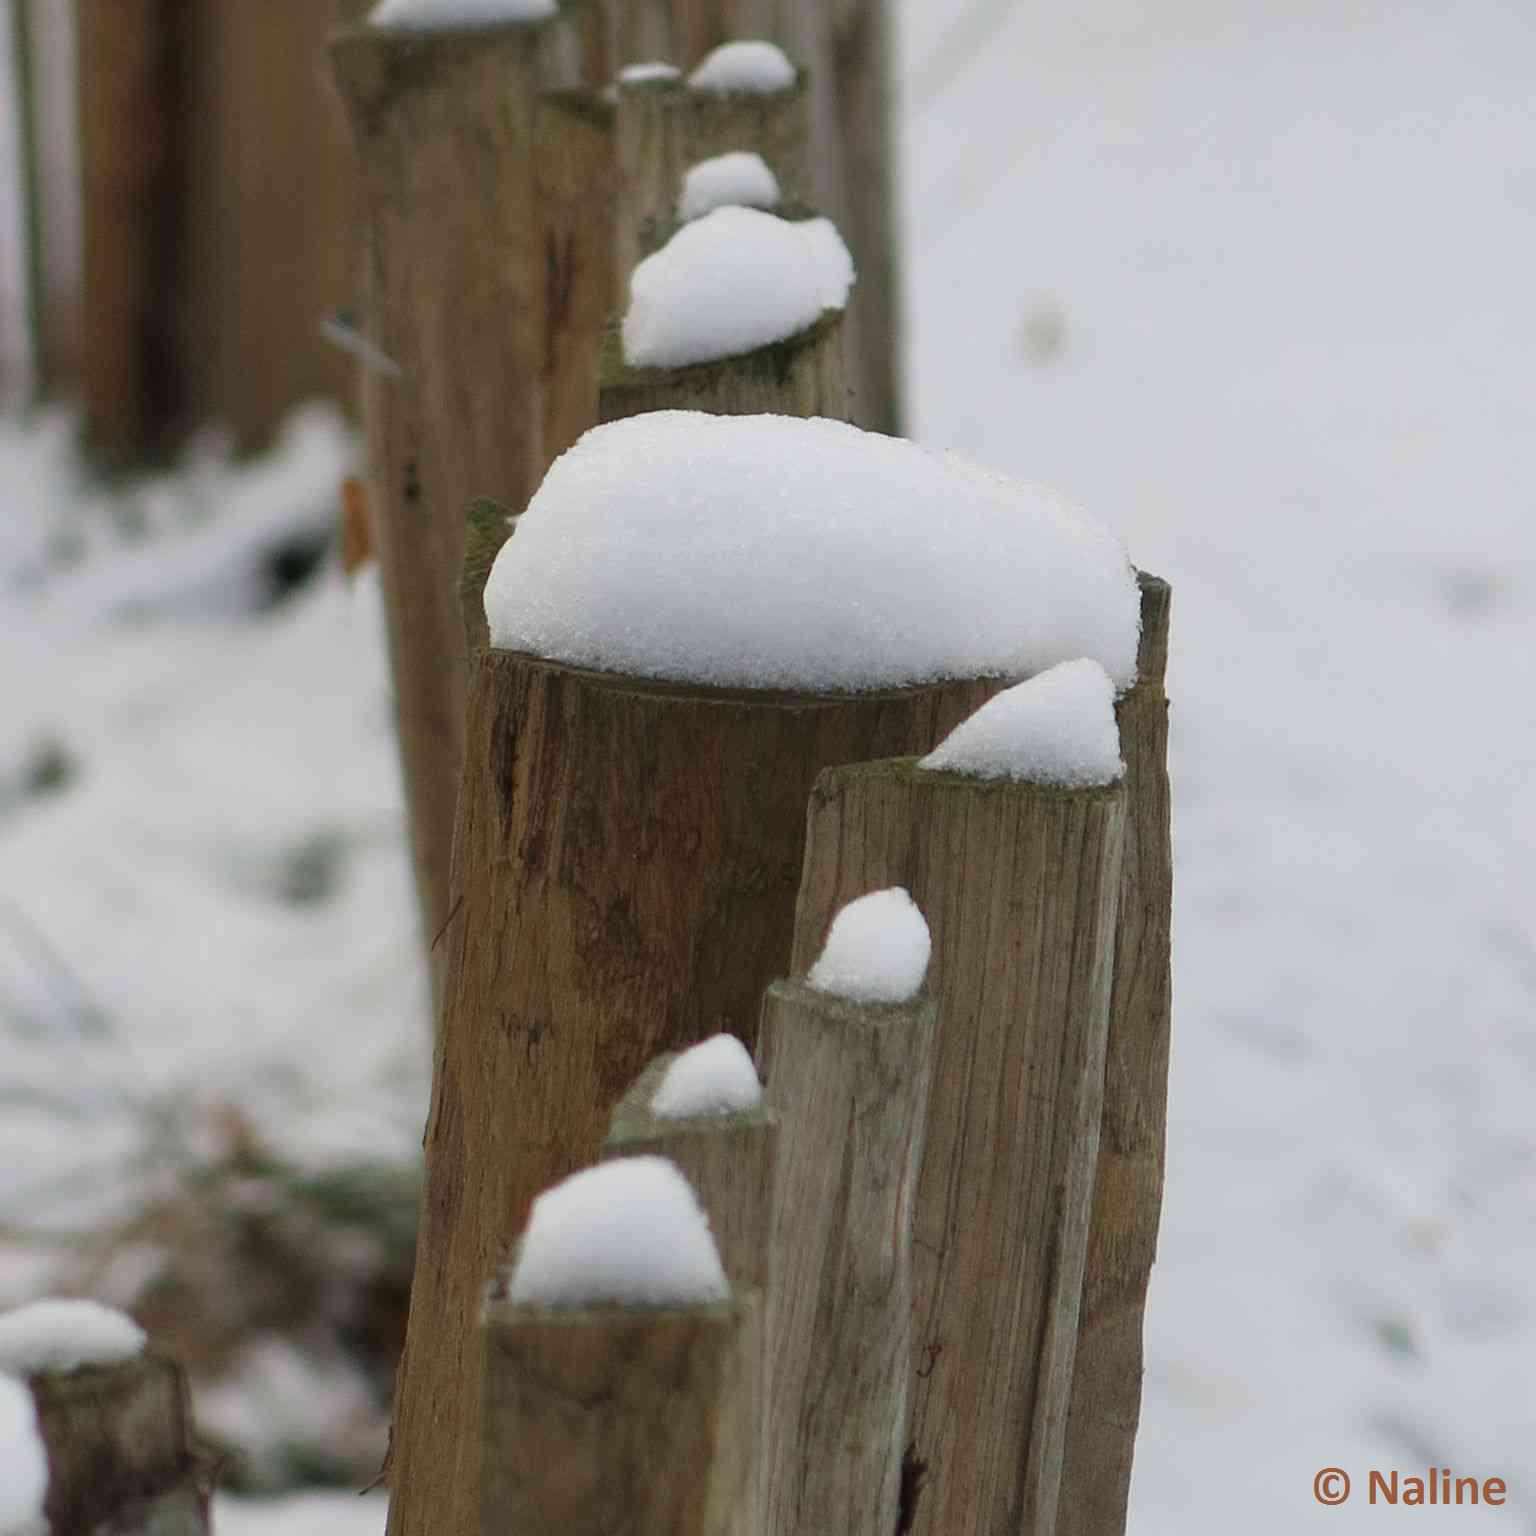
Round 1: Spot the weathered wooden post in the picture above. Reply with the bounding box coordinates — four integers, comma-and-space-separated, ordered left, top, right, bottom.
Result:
1059, 574, 1174, 1536
0, 1301, 210, 1535
603, 1041, 777, 1295
599, 309, 847, 422
329, 12, 614, 1002
392, 407, 1138, 1534
480, 1158, 751, 1536
756, 889, 939, 1536
790, 676, 1129, 1536
390, 653, 995, 1535
613, 66, 811, 283
603, 6, 902, 431
603, 1039, 776, 1526
77, 0, 190, 463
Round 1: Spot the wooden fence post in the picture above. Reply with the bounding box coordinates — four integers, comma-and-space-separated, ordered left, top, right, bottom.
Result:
481, 1295, 751, 1535
755, 975, 939, 1536
601, 0, 901, 431
602, 1050, 777, 1526
598, 310, 847, 422
387, 653, 999, 1536
790, 761, 1127, 1536
613, 69, 811, 283
24, 1354, 211, 1534
1058, 574, 1174, 1536
77, 0, 191, 464
603, 1053, 778, 1296
329, 19, 615, 1007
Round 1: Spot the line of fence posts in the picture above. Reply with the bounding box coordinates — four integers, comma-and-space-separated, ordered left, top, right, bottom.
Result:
31, 584, 1167, 1535
15, 7, 1167, 1534
316, 11, 1173, 1536
328, 3, 897, 1021
349, 23, 986, 1533
455, 588, 1169, 1536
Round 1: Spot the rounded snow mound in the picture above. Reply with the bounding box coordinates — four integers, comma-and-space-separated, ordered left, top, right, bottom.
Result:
920, 658, 1125, 787
687, 41, 796, 94
623, 208, 852, 370
369, 0, 557, 28
679, 151, 782, 223
506, 1158, 729, 1309
0, 1299, 146, 1377
807, 888, 931, 1005
485, 412, 1141, 692
651, 1035, 763, 1119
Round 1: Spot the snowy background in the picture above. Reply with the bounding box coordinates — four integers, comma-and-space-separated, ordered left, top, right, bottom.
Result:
3, 0, 1534, 1529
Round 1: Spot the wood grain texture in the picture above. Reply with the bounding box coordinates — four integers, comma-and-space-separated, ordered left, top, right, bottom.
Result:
330, 20, 614, 1007
481, 1299, 751, 1536
1057, 574, 1173, 1536
391, 650, 1002, 1536
756, 979, 938, 1536
598, 310, 848, 423
30, 1353, 211, 1535
791, 761, 1126, 1536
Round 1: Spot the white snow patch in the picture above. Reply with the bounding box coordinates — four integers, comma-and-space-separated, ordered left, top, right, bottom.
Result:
679, 152, 781, 222
506, 1157, 729, 1308
196, 1337, 385, 1493
0, 1374, 47, 1535
650, 1035, 762, 1119
214, 1492, 387, 1536
0, 1298, 146, 1376
687, 40, 796, 94
369, 0, 555, 28
618, 61, 680, 86
806, 888, 931, 1005
484, 411, 1140, 690
622, 208, 852, 369
920, 658, 1124, 787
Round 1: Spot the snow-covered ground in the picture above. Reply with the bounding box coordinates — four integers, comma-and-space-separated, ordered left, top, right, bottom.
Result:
0, 407, 426, 1243
2, 0, 1533, 1528
903, 0, 1536, 1526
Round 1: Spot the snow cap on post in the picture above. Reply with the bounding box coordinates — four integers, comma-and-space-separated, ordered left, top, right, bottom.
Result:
679, 151, 782, 223
368, 0, 557, 27
505, 1157, 730, 1308
807, 888, 932, 1005
0, 1299, 146, 1377
688, 41, 796, 95
484, 412, 1140, 691
618, 61, 681, 86
0, 1374, 48, 1534
920, 658, 1125, 787
651, 1035, 764, 1119
623, 208, 852, 369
